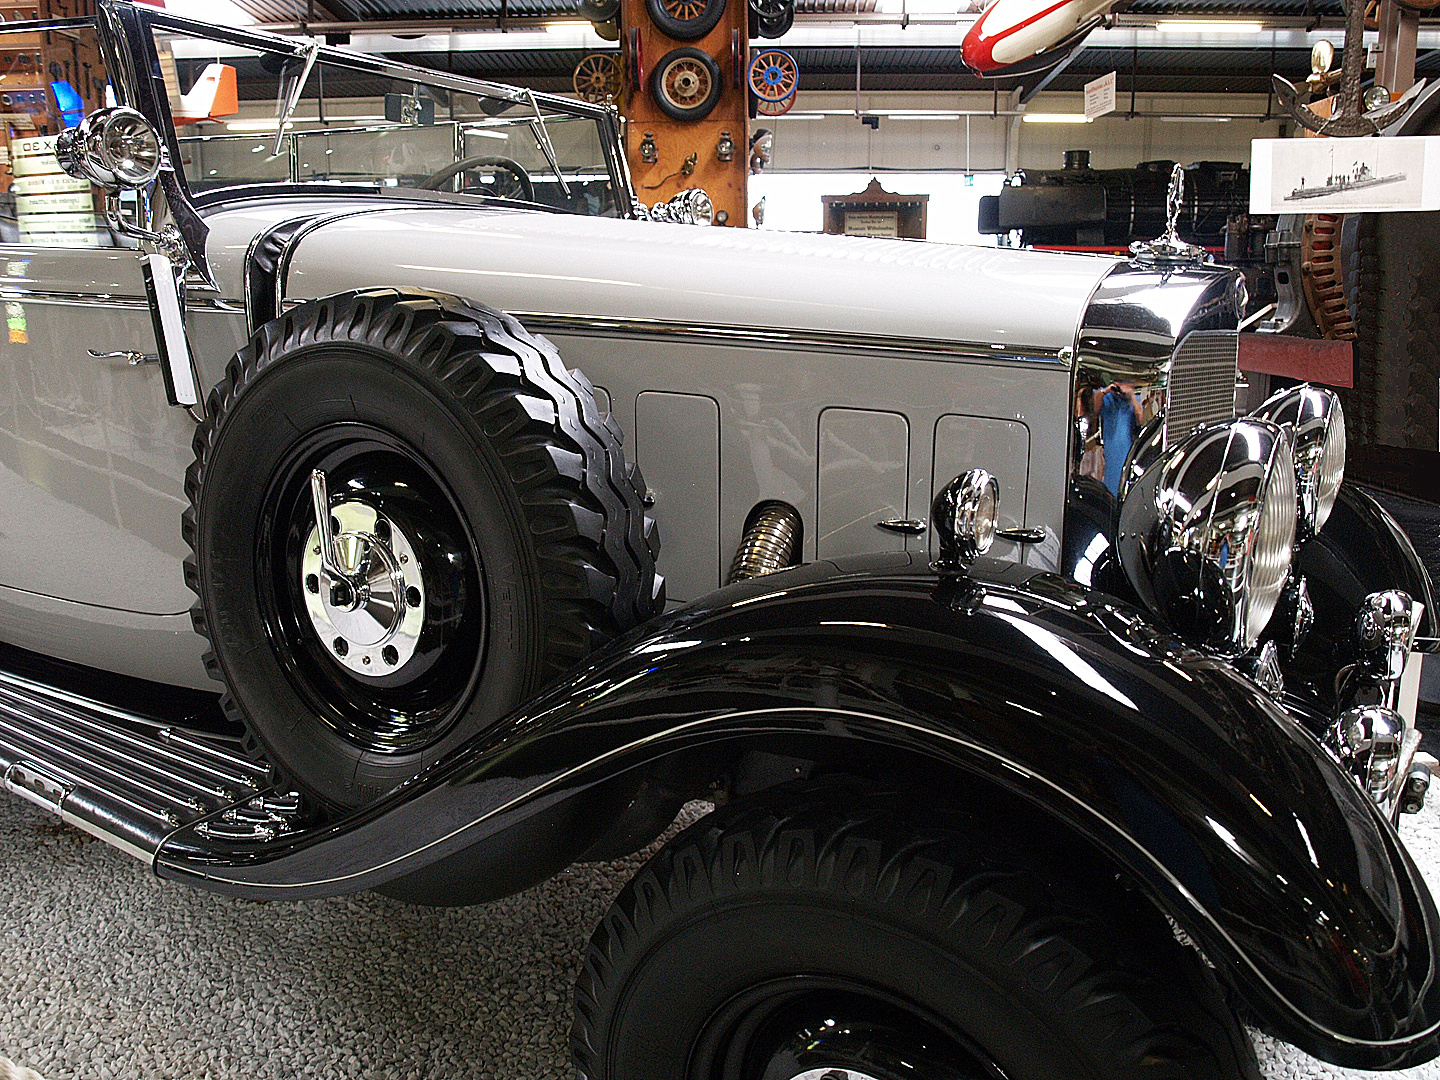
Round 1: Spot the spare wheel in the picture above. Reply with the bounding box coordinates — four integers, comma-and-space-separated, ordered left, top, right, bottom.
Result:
185, 289, 663, 810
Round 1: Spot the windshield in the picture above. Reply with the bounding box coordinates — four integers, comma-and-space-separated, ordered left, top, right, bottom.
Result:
149, 22, 624, 217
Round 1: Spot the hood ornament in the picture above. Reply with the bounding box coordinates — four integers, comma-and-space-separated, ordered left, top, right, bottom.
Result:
1271, 0, 1426, 136
1129, 164, 1208, 266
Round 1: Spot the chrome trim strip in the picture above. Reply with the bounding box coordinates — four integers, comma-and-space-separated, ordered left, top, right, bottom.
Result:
173, 701, 1439, 1050
511, 311, 1069, 365
0, 288, 149, 309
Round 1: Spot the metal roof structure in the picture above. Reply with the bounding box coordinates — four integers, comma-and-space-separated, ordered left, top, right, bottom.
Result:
235, 0, 1436, 97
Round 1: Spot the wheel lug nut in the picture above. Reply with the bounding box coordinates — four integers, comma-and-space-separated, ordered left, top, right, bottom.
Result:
382, 645, 399, 666
332, 638, 348, 657
362, 655, 370, 665
305, 574, 319, 594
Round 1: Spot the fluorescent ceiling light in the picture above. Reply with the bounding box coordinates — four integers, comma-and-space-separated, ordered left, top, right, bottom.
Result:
1156, 19, 1265, 32
1159, 115, 1232, 123
1022, 113, 1091, 123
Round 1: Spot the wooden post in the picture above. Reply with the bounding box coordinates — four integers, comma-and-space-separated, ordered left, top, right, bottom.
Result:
621, 0, 747, 226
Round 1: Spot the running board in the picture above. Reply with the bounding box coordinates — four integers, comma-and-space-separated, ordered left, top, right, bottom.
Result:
0, 665, 287, 861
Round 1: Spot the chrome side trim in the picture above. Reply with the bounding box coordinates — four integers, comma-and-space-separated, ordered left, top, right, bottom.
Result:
0, 288, 150, 309
511, 311, 1070, 365
169, 701, 1439, 1049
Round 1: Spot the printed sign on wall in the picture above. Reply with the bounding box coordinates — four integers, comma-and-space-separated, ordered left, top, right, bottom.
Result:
1250, 136, 1440, 213
1084, 72, 1117, 120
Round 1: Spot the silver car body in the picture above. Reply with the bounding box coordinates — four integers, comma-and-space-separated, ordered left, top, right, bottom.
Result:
0, 6, 1223, 694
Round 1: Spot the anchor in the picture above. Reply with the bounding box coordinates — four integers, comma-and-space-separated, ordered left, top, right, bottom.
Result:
1272, 0, 1426, 136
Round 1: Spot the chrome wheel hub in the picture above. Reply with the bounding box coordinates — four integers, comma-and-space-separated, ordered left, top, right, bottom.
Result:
789, 1071, 885, 1080
302, 490, 425, 680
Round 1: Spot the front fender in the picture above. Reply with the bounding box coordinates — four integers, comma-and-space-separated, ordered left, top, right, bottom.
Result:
157, 554, 1440, 1069
1289, 481, 1438, 713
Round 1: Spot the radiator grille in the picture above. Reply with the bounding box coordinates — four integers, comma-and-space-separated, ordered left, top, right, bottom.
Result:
1165, 331, 1238, 446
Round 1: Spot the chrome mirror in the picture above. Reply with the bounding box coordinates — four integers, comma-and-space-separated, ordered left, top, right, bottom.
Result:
55, 107, 162, 191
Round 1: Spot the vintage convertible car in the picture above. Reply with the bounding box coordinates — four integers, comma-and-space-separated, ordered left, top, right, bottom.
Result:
2, 4, 1440, 1077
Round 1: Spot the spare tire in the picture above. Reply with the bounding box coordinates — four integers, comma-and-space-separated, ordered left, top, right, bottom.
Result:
646, 0, 725, 41
185, 289, 662, 810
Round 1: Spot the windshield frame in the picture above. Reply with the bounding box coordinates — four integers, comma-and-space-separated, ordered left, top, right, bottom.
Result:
94, 0, 634, 274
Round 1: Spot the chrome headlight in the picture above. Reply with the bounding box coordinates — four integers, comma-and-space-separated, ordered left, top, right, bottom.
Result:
932, 469, 999, 563
55, 107, 162, 190
1249, 384, 1346, 536
667, 188, 715, 226
1118, 418, 1297, 654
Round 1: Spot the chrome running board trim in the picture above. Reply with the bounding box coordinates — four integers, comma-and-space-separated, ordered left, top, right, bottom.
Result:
0, 665, 275, 862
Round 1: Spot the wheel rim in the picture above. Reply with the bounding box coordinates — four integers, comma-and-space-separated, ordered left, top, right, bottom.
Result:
662, 58, 713, 108
749, 50, 797, 102
300, 500, 426, 678
257, 423, 486, 754
687, 982, 1002, 1080
664, 0, 709, 19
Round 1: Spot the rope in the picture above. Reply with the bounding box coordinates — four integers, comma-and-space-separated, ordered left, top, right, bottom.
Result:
0, 1058, 46, 1080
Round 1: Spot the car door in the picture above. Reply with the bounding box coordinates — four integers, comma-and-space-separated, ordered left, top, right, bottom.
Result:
0, 21, 195, 616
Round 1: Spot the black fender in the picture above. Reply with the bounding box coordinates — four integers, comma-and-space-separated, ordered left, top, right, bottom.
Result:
155, 553, 1440, 1069
1287, 481, 1438, 713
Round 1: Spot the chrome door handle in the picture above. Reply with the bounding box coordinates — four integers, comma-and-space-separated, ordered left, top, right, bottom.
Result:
88, 349, 158, 366
876, 518, 928, 535
996, 527, 1047, 544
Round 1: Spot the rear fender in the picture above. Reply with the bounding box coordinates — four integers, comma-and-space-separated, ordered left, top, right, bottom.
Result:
156, 553, 1440, 1069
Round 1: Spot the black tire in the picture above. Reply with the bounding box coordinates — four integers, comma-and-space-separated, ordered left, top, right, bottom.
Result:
185, 289, 662, 810
579, 0, 620, 21
754, 0, 793, 38
646, 0, 725, 41
573, 785, 1260, 1080
650, 47, 723, 122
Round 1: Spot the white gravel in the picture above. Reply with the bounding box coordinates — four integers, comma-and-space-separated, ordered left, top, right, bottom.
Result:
1, 794, 1439, 1079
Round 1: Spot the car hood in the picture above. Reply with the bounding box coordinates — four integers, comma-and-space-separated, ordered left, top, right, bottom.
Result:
205, 201, 1118, 354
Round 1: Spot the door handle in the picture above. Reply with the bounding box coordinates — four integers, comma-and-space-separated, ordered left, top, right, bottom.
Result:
89, 349, 159, 366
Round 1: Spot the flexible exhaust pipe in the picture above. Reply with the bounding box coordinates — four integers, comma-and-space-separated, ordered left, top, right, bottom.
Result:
727, 502, 801, 584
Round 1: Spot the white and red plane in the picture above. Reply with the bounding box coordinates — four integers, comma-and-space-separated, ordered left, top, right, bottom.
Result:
961, 0, 1118, 77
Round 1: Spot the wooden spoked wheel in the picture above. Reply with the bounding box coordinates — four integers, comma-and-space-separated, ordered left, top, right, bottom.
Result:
573, 54, 622, 104
748, 49, 797, 103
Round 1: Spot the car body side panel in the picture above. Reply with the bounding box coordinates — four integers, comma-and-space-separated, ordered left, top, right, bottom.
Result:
635, 391, 721, 601
223, 202, 1089, 588
155, 554, 1440, 1069
0, 247, 194, 615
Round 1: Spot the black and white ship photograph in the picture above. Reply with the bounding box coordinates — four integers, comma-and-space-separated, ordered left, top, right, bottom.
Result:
1253, 134, 1435, 213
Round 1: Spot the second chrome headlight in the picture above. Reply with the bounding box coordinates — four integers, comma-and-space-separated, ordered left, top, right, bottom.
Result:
1118, 418, 1297, 654
1249, 384, 1346, 536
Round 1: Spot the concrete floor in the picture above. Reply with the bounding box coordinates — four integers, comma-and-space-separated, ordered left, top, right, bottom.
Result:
1, 794, 1439, 1079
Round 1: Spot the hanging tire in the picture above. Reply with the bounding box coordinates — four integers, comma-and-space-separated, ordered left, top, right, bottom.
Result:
646, 0, 725, 41
185, 289, 663, 810
573, 784, 1260, 1080
650, 47, 723, 122
578, 0, 620, 21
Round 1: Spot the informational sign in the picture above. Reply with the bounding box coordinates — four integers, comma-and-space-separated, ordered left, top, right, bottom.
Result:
9, 134, 101, 246
1250, 136, 1440, 214
844, 211, 899, 237
1084, 72, 1117, 120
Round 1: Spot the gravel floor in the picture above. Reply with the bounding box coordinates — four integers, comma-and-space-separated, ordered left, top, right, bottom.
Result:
2, 794, 1440, 1079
